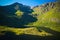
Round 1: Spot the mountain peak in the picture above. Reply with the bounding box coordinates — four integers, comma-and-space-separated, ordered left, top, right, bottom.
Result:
11, 2, 23, 10
14, 2, 20, 4
13, 2, 22, 6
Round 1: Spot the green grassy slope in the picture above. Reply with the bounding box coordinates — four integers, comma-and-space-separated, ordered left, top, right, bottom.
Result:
31, 2, 60, 32
0, 26, 52, 36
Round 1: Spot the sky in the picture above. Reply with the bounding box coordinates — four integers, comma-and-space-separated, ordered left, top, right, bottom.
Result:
0, 0, 57, 7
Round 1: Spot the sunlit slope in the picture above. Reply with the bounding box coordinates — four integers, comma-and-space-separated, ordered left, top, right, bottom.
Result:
0, 26, 52, 36
27, 2, 56, 26
33, 2, 60, 32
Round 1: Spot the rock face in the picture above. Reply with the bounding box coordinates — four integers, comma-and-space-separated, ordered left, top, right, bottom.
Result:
32, 2, 56, 16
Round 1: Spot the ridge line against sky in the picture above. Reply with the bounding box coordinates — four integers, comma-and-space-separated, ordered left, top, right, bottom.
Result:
0, 0, 57, 7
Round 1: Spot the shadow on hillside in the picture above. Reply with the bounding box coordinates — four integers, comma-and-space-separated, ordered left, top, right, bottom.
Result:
0, 31, 59, 40
0, 14, 37, 28
37, 27, 60, 37
0, 6, 37, 28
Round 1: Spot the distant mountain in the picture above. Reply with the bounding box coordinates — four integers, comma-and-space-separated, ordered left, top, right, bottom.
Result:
0, 2, 37, 27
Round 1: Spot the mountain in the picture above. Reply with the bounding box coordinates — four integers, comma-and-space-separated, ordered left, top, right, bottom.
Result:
30, 2, 60, 32
0, 2, 60, 31
27, 2, 57, 26
32, 2, 55, 17
0, 2, 32, 15
0, 2, 37, 27
0, 2, 60, 40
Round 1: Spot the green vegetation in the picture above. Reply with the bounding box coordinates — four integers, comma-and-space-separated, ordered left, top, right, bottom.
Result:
29, 2, 60, 32
0, 2, 60, 39
0, 26, 52, 36
15, 10, 23, 17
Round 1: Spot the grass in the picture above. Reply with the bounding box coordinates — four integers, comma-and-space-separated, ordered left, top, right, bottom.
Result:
39, 6, 60, 32
0, 26, 53, 36
27, 2, 60, 32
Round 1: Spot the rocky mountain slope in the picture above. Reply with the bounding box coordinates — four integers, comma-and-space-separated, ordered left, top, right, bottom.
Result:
29, 2, 60, 32
32, 2, 56, 17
